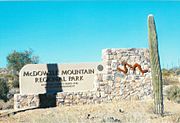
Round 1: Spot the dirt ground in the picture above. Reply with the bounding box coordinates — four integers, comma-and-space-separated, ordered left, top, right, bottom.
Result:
0, 99, 180, 123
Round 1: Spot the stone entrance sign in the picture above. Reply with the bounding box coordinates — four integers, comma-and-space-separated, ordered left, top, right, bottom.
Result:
19, 62, 105, 94
14, 48, 153, 110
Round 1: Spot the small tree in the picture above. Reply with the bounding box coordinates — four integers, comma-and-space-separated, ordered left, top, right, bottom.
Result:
0, 78, 9, 102
7, 49, 39, 73
6, 49, 39, 88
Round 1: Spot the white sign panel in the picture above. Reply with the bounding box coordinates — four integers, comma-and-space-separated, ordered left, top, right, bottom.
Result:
19, 62, 105, 94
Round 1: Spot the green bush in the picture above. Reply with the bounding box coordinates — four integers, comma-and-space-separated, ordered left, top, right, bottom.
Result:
0, 78, 9, 102
12, 79, 19, 88
166, 85, 180, 103
175, 69, 180, 75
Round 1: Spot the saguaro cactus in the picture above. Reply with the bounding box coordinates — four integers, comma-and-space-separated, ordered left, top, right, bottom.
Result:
148, 15, 164, 115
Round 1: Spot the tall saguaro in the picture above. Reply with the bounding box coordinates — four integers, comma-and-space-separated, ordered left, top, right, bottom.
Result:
148, 15, 164, 115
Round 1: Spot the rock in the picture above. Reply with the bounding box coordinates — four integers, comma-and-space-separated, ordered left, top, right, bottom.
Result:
119, 108, 124, 113
103, 116, 121, 123
131, 95, 139, 100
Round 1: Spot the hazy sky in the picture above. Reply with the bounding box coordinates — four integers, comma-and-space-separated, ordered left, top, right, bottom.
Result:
0, 2, 179, 68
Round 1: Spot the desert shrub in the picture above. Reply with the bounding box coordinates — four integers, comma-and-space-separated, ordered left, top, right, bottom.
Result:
166, 85, 180, 103
12, 79, 19, 88
0, 78, 9, 101
162, 68, 180, 77
163, 77, 179, 85
175, 69, 180, 75
7, 88, 19, 99
4, 74, 14, 80
162, 68, 170, 77
5, 74, 19, 88
163, 77, 169, 85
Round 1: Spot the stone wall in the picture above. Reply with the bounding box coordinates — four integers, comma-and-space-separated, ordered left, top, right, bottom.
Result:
56, 48, 152, 106
14, 48, 152, 109
101, 48, 152, 100
14, 94, 39, 109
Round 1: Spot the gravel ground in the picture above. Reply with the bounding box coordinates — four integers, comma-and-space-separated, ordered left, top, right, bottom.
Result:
0, 99, 180, 123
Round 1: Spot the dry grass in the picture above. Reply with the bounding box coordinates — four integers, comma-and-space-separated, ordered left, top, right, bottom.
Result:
0, 99, 14, 110
0, 99, 180, 123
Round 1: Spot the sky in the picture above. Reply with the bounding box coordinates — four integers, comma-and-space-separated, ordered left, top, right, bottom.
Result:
0, 1, 179, 69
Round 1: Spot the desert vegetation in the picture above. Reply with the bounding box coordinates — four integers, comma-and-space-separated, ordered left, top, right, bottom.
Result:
162, 68, 180, 85
0, 49, 39, 110
162, 67, 180, 105
166, 85, 180, 104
